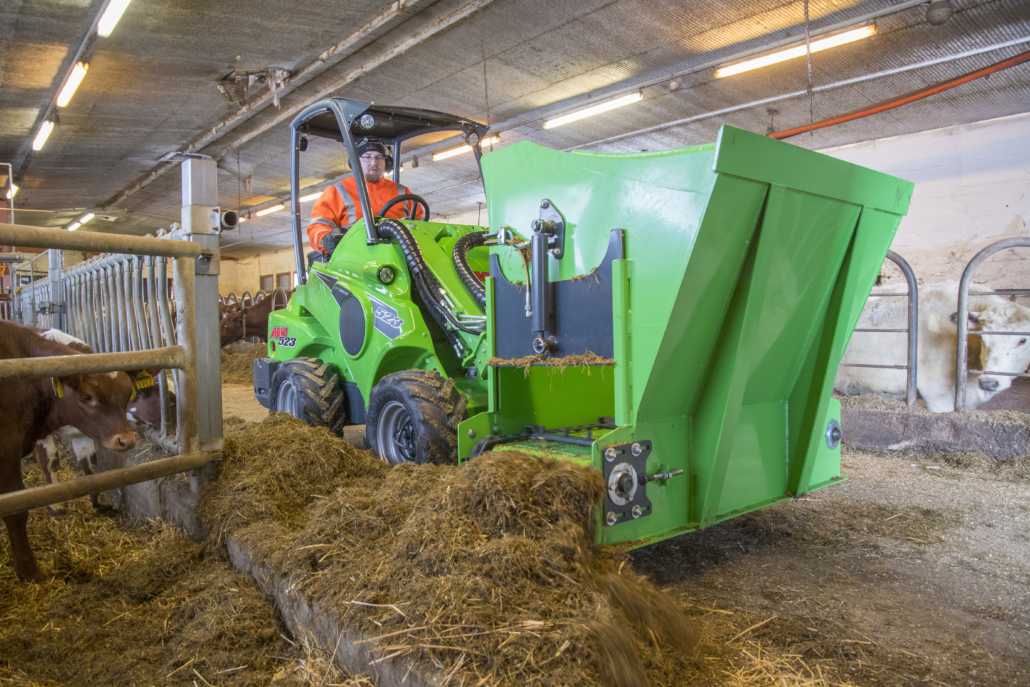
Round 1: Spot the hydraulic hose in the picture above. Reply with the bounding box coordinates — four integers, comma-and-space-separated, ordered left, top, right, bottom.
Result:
376, 219, 478, 351
452, 230, 489, 310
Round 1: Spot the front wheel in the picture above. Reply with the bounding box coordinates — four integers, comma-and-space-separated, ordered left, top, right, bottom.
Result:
271, 358, 346, 433
364, 370, 468, 465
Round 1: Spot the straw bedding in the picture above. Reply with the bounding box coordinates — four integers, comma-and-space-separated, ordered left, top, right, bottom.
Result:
221, 342, 268, 385
197, 413, 700, 686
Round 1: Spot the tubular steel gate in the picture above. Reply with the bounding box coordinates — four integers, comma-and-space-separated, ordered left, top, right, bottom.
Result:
838, 250, 919, 406
0, 222, 222, 518
955, 237, 1030, 410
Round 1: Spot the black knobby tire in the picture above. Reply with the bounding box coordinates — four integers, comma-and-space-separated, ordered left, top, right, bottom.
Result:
364, 370, 469, 466
270, 358, 346, 434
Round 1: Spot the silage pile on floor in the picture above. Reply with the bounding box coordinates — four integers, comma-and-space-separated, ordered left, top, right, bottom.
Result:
198, 414, 700, 686
0, 455, 368, 686
221, 342, 268, 384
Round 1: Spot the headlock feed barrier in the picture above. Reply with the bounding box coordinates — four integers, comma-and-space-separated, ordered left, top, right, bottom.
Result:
0, 222, 224, 519
838, 251, 919, 406
955, 237, 1030, 409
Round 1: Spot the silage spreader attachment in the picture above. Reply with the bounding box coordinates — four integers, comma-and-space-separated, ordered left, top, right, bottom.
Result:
460, 126, 913, 546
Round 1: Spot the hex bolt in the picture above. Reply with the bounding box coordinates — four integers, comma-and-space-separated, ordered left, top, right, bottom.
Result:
604, 447, 617, 462
605, 511, 618, 526
631, 442, 642, 456
540, 200, 550, 209
492, 426, 501, 436
631, 505, 642, 519
550, 248, 559, 257
468, 429, 477, 439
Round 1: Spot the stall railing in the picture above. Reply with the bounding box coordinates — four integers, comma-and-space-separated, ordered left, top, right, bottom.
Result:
0, 223, 221, 518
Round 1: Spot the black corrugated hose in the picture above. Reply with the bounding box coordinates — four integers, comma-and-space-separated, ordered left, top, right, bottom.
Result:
376, 219, 479, 346
452, 230, 489, 310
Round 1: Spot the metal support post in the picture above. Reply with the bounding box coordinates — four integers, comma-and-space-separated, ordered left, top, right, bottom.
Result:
47, 248, 63, 331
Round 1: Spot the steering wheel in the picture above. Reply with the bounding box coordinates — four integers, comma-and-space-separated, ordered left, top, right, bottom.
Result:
378, 194, 430, 221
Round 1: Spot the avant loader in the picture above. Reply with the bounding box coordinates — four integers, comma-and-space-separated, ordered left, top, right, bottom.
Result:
254, 98, 913, 547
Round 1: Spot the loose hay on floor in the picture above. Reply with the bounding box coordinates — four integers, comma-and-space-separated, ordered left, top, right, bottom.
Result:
197, 414, 700, 686
221, 342, 268, 385
0, 456, 369, 686
486, 351, 615, 377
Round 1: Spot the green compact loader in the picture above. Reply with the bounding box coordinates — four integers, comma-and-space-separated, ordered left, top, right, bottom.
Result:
254, 97, 913, 547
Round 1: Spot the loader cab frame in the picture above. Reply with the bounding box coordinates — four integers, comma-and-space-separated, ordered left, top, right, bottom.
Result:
289, 98, 490, 285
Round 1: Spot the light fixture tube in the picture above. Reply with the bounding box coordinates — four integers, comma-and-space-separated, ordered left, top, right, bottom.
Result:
5, 184, 17, 200
57, 62, 89, 107
32, 121, 54, 151
67, 222, 82, 232
298, 191, 322, 202
432, 136, 499, 161
79, 212, 95, 224
542, 92, 643, 129
715, 25, 877, 78
98, 0, 133, 37
255, 204, 286, 217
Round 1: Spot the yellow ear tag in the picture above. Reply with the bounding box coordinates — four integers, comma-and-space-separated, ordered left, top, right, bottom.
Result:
135, 371, 155, 389
130, 386, 137, 401
52, 378, 64, 398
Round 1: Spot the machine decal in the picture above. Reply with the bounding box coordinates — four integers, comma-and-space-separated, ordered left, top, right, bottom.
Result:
271, 326, 296, 347
369, 296, 404, 339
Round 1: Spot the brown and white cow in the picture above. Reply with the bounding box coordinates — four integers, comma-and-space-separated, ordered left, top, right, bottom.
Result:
0, 321, 138, 582
32, 329, 175, 516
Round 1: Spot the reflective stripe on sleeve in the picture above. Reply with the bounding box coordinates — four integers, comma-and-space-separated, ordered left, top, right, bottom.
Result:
333, 181, 358, 223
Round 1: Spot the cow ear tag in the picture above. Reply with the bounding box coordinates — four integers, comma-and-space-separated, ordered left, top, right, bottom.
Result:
135, 371, 155, 390
52, 378, 64, 398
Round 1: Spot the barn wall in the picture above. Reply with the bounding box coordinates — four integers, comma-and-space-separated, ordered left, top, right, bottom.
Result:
220, 246, 308, 295
821, 112, 1030, 289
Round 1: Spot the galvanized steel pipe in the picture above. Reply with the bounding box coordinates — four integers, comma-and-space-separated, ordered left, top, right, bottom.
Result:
0, 346, 184, 381
0, 223, 206, 259
0, 450, 220, 518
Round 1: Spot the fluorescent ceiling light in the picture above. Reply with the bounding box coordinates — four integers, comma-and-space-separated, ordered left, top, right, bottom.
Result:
79, 212, 95, 224
57, 62, 89, 107
715, 24, 877, 78
32, 121, 54, 151
97, 0, 133, 37
255, 204, 285, 217
298, 191, 322, 202
5, 184, 17, 200
543, 92, 643, 129
67, 222, 81, 232
432, 136, 499, 161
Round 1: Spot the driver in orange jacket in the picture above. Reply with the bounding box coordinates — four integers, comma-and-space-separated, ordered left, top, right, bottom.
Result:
307, 137, 426, 256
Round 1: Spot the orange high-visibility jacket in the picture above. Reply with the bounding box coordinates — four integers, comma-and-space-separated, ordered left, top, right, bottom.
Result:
306, 176, 425, 251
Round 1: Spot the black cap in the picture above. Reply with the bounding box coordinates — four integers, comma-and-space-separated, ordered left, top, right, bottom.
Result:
356, 137, 388, 158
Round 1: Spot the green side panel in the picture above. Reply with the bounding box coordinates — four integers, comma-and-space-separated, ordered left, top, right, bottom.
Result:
806, 397, 843, 490
717, 401, 787, 516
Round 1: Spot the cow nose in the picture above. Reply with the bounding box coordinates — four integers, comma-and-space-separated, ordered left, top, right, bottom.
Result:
979, 378, 1000, 392
116, 433, 136, 450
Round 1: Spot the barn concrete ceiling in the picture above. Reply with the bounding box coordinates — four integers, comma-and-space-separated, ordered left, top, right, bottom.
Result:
2, 0, 1028, 258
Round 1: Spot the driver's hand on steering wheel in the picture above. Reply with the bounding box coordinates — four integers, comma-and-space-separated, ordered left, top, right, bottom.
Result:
321, 233, 340, 255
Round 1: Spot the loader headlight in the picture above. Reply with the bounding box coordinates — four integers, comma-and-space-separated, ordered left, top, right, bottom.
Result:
377, 265, 396, 285
359, 114, 376, 130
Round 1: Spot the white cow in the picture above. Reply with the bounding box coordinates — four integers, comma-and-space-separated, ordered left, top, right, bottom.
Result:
835, 283, 1030, 412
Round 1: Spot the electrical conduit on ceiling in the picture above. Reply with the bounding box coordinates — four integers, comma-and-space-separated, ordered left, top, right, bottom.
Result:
770, 47, 1030, 139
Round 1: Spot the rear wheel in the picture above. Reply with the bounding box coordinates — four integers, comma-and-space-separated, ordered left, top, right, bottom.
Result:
364, 370, 468, 465
271, 358, 346, 433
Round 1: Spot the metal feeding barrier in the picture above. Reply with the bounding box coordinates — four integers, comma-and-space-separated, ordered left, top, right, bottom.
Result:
0, 222, 223, 519
955, 237, 1030, 410
837, 251, 919, 406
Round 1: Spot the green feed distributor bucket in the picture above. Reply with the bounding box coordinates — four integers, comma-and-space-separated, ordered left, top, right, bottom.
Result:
458, 125, 914, 547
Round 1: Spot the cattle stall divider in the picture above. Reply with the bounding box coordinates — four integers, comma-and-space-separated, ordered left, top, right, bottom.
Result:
0, 251, 24, 321
837, 251, 919, 406
955, 237, 1030, 410
0, 222, 223, 519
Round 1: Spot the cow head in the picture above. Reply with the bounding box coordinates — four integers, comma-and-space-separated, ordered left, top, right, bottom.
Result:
125, 369, 177, 430
53, 371, 136, 451
220, 308, 245, 347
969, 302, 1030, 396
